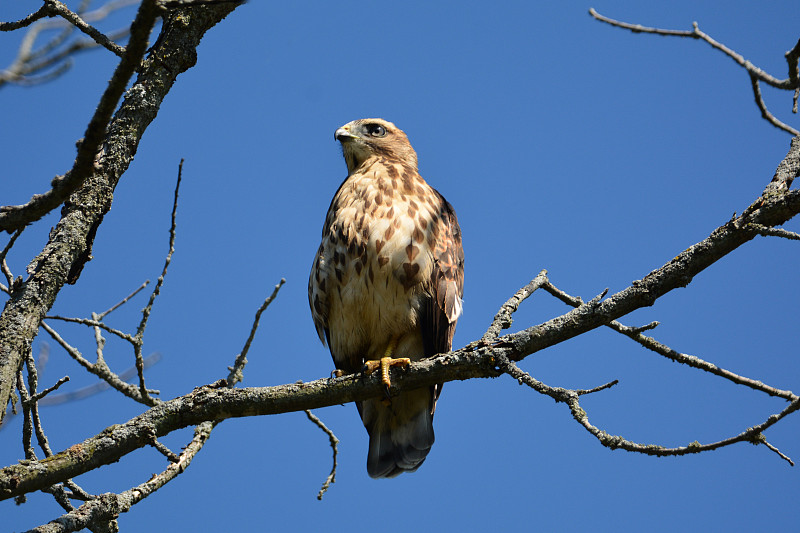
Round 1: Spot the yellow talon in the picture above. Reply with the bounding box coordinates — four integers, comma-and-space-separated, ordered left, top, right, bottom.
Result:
363, 338, 410, 389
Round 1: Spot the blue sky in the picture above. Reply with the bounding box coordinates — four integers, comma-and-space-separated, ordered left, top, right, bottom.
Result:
2, 1, 799, 531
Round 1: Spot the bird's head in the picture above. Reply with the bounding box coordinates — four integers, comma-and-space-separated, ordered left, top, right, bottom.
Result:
334, 118, 418, 174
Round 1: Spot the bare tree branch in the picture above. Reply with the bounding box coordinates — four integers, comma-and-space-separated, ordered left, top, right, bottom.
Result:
38, 320, 150, 404
39, 353, 160, 406
305, 410, 339, 500
495, 350, 798, 462
127, 159, 184, 403
0, 0, 160, 234
0, 229, 23, 292
42, 0, 128, 57
0, 2, 241, 425
787, 39, 800, 113
2, 6, 798, 528
0, 5, 52, 32
227, 279, 287, 387
746, 223, 800, 240
750, 73, 800, 136
589, 8, 800, 135
98, 280, 151, 320
541, 281, 796, 400
25, 420, 214, 533
3, 146, 800, 500
481, 270, 548, 343
44, 315, 138, 344
766, 135, 800, 192
1, 0, 138, 86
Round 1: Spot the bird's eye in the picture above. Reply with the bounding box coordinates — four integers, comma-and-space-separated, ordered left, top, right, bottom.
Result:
365, 124, 387, 137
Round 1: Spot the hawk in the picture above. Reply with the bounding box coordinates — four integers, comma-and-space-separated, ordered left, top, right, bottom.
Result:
309, 118, 465, 478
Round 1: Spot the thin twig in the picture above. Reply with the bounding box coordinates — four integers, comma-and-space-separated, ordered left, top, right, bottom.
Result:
61, 480, 93, 502
97, 280, 150, 319
25, 0, 87, 63
227, 279, 286, 387
575, 379, 619, 396
2, 27, 131, 88
541, 280, 797, 401
19, 347, 80, 514
31, 421, 216, 533
589, 8, 794, 88
133, 159, 183, 402
1, 352, 160, 427
27, 376, 70, 404
40, 353, 161, 406
0, 0, 159, 233
747, 223, 800, 240
589, 8, 800, 135
0, 229, 22, 289
44, 315, 137, 344
758, 437, 794, 466
23, 349, 55, 458
16, 369, 36, 460
305, 410, 338, 500
496, 351, 798, 464
750, 74, 800, 135
144, 427, 179, 463
39, 321, 152, 404
482, 270, 548, 342
0, 5, 51, 31
44, 0, 127, 57
135, 160, 182, 339
785, 39, 800, 113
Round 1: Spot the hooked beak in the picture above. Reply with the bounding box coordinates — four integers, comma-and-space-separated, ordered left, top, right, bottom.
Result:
334, 126, 357, 142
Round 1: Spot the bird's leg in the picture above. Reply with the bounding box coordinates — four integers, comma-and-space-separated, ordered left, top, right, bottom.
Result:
363, 337, 411, 389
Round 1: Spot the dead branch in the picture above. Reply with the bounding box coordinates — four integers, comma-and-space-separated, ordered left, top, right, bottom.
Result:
227, 279, 287, 387
0, 4, 52, 32
41, 0, 129, 57
4, 131, 800, 530
3, 137, 799, 501
0, 2, 241, 426
0, 0, 159, 234
1, 6, 798, 530
305, 410, 339, 500
589, 8, 800, 135
1, 0, 138, 86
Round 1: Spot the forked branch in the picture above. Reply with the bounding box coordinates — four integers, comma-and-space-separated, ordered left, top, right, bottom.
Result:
3, 136, 799, 501
589, 8, 800, 135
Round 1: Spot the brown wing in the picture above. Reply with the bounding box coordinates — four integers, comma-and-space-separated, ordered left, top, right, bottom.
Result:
421, 192, 464, 409
308, 241, 329, 346
308, 179, 349, 348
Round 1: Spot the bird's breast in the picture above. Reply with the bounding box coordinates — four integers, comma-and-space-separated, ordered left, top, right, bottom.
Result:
321, 163, 439, 362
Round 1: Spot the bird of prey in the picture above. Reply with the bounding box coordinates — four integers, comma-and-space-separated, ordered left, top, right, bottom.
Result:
309, 118, 465, 478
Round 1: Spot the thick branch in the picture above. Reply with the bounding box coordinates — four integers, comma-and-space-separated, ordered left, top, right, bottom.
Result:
766, 135, 800, 192
542, 282, 796, 400
1, 138, 798, 502
3, 166, 800, 499
502, 137, 800, 360
0, 3, 240, 424
0, 0, 159, 233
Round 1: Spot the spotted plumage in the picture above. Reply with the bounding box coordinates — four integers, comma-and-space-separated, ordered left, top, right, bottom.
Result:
309, 118, 464, 478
